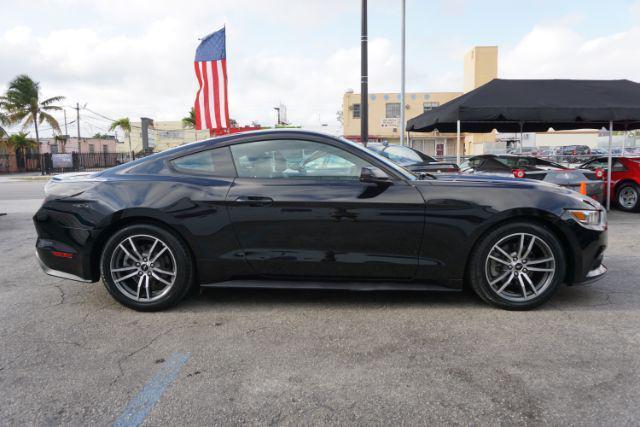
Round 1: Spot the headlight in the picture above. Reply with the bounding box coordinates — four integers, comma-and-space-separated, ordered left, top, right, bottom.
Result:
44, 180, 97, 199
565, 209, 607, 230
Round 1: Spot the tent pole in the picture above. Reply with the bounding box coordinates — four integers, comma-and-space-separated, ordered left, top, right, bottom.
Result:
607, 120, 613, 211
456, 120, 461, 164
622, 130, 626, 154
400, 0, 406, 147
519, 122, 524, 154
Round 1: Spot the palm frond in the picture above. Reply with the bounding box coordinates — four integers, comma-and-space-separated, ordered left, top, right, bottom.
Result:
40, 95, 65, 106
109, 118, 131, 133
39, 111, 61, 133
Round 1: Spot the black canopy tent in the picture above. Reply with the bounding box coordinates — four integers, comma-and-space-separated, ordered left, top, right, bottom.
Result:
406, 78, 640, 210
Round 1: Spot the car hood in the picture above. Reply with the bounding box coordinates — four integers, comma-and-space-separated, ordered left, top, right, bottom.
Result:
414, 173, 603, 210
419, 172, 571, 191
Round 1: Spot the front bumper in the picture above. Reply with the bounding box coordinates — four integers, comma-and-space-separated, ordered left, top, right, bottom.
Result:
571, 264, 607, 286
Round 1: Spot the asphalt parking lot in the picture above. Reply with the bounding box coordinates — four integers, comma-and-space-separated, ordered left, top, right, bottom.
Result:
1, 180, 640, 425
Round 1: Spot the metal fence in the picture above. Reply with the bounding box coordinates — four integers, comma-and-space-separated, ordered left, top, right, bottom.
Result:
0, 152, 135, 175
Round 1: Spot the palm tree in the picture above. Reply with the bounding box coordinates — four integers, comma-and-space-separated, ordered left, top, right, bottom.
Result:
182, 108, 196, 128
1, 74, 64, 146
7, 132, 37, 171
109, 118, 132, 153
0, 112, 8, 138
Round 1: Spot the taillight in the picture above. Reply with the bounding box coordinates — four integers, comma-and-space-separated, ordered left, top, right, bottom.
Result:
51, 251, 74, 259
595, 168, 605, 179
513, 169, 526, 179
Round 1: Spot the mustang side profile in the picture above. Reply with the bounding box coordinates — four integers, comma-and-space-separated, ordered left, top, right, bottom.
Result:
34, 130, 607, 311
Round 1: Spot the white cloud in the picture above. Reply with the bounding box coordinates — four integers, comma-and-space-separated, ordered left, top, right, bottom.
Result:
501, 24, 640, 81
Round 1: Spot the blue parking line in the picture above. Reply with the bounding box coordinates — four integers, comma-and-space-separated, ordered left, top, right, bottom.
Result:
113, 352, 190, 427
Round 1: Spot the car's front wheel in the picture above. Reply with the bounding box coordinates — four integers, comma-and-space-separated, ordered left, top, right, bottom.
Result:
468, 222, 565, 310
100, 224, 194, 311
616, 183, 640, 212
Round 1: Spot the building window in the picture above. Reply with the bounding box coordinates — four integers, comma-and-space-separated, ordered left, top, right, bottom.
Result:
103, 145, 108, 153
423, 101, 439, 112
352, 104, 361, 119
386, 102, 401, 118
89, 144, 95, 153
51, 144, 59, 154
159, 130, 183, 139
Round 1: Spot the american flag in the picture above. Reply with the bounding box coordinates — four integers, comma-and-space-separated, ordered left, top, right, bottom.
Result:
194, 28, 229, 131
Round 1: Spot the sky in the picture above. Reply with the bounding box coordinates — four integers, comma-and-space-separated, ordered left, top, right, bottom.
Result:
2, 0, 640, 139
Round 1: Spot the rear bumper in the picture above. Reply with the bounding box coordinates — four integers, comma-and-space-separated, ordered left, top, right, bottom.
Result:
33, 203, 102, 283
36, 250, 93, 283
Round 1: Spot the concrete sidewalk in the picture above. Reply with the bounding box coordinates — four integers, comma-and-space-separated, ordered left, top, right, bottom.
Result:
0, 172, 51, 183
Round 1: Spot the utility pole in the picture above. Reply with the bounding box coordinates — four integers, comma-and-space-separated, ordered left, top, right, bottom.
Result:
75, 103, 81, 153
361, 0, 368, 146
400, 0, 406, 147
63, 109, 69, 153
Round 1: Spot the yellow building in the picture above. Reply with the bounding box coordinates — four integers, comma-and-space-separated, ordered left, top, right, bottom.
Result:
342, 91, 462, 156
342, 46, 499, 157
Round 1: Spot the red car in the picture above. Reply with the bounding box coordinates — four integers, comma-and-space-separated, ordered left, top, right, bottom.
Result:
580, 156, 640, 212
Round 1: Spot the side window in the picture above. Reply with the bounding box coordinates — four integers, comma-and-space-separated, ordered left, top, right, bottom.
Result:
613, 160, 627, 172
170, 147, 236, 176
230, 139, 373, 180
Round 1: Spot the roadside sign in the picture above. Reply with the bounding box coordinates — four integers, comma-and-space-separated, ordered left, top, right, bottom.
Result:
52, 153, 73, 168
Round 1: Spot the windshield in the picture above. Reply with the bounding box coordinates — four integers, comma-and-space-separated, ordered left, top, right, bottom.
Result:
337, 137, 416, 180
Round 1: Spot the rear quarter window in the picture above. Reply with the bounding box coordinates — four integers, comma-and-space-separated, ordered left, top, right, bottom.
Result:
170, 147, 236, 177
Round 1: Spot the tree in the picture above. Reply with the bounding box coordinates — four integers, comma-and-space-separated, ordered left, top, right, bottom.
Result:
7, 132, 37, 172
0, 111, 8, 138
182, 108, 196, 128
0, 74, 64, 146
229, 118, 238, 128
109, 118, 132, 153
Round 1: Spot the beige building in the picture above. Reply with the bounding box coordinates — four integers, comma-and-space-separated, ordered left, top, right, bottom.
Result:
342, 46, 499, 157
117, 121, 212, 154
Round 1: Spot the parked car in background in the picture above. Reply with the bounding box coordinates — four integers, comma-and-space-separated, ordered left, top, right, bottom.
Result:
580, 156, 640, 212
34, 130, 607, 311
590, 148, 608, 156
557, 145, 591, 163
460, 154, 605, 203
367, 142, 459, 174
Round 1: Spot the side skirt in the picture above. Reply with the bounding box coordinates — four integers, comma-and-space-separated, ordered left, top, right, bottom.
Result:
200, 279, 460, 292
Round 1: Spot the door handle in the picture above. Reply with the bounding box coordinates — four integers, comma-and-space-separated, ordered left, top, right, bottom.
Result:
234, 196, 274, 207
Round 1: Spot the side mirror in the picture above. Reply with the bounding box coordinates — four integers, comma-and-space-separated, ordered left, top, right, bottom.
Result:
360, 166, 392, 184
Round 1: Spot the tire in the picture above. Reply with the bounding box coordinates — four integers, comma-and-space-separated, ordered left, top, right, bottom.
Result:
468, 222, 566, 310
100, 223, 194, 311
616, 183, 640, 212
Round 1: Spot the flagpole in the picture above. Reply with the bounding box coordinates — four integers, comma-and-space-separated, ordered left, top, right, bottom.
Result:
400, 0, 406, 147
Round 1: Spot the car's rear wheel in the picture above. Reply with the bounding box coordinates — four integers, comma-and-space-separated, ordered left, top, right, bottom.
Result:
468, 222, 565, 310
100, 224, 194, 311
616, 183, 640, 212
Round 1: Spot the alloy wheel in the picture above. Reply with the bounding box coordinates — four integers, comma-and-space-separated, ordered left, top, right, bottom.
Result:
618, 187, 638, 209
109, 234, 177, 302
484, 233, 556, 302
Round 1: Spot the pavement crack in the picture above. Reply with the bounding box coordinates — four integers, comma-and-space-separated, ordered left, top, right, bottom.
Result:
50, 284, 66, 307
109, 325, 181, 387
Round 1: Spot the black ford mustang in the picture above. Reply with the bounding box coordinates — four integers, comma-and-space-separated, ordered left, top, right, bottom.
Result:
34, 130, 607, 311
